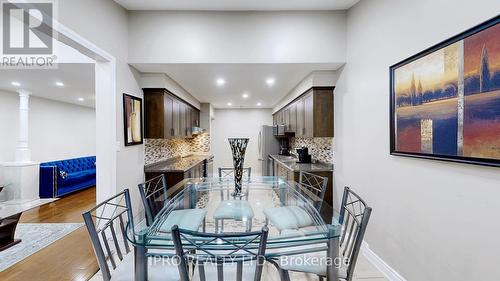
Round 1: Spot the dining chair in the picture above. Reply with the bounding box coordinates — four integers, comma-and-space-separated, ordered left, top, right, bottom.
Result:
270, 186, 372, 281
171, 225, 269, 281
82, 189, 179, 281
138, 174, 207, 232
218, 167, 252, 181
214, 167, 254, 233
263, 171, 328, 232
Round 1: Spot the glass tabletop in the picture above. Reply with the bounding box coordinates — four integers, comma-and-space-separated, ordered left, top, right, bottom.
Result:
127, 176, 340, 254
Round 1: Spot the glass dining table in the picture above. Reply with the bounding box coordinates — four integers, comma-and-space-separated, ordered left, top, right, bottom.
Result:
127, 176, 341, 281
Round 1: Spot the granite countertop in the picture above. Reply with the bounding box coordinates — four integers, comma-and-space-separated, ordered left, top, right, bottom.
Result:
270, 154, 334, 172
144, 155, 212, 173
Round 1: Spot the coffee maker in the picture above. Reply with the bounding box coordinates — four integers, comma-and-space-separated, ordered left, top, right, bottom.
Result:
279, 138, 290, 156
296, 147, 312, 163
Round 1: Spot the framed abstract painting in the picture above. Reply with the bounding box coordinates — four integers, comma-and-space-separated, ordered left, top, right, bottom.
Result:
390, 16, 500, 167
123, 94, 143, 146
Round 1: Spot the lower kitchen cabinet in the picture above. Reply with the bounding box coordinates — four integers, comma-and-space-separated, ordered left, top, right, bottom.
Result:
272, 160, 333, 207
145, 161, 206, 192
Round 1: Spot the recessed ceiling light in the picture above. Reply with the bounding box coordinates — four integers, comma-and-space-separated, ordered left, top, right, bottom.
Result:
216, 78, 226, 86
11, 81, 21, 87
257, 102, 262, 106
242, 93, 249, 99
77, 97, 85, 102
266, 78, 275, 87
227, 102, 232, 106
55, 81, 64, 87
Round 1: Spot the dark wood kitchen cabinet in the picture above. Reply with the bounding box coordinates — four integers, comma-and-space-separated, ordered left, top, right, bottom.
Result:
143, 88, 200, 139
303, 91, 314, 137
143, 89, 165, 139
191, 108, 200, 127
287, 103, 297, 133
296, 98, 305, 136
272, 86, 334, 138
172, 99, 181, 137
146, 160, 206, 191
185, 106, 193, 138
179, 103, 187, 138
272, 159, 333, 207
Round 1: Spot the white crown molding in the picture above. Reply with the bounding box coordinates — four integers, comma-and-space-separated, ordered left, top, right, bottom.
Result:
361, 241, 407, 281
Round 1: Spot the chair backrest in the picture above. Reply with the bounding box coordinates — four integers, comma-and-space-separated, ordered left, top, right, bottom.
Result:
171, 225, 269, 281
218, 167, 252, 201
138, 174, 168, 226
82, 189, 134, 281
218, 167, 251, 181
338, 187, 372, 281
298, 171, 328, 210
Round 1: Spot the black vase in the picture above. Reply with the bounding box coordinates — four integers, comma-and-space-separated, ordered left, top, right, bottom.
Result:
228, 138, 249, 197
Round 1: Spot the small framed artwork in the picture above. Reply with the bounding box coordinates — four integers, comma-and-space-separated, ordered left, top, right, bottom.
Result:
123, 94, 143, 146
390, 15, 500, 167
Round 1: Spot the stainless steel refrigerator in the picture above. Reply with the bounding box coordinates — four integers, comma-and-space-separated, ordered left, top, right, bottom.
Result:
258, 125, 280, 176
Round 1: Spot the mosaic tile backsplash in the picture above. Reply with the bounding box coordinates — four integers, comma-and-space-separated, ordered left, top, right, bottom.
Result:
145, 133, 211, 165
290, 137, 333, 164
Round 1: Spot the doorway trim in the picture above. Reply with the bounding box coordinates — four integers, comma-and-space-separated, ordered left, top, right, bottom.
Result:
52, 20, 117, 202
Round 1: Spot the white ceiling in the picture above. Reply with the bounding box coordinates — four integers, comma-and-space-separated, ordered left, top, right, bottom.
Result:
0, 64, 95, 108
132, 63, 343, 108
114, 0, 360, 11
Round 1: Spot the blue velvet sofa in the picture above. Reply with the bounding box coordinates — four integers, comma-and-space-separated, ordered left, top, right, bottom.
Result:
39, 156, 96, 198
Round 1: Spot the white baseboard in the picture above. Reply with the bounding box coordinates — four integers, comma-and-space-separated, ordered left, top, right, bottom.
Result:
361, 241, 407, 281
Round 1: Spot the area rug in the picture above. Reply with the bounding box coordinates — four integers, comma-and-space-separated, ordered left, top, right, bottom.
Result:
0, 223, 84, 272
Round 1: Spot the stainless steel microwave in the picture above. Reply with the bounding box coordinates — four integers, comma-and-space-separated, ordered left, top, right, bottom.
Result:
273, 125, 286, 136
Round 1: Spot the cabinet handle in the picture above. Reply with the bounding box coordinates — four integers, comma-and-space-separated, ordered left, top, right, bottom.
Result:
171, 128, 174, 136
302, 128, 305, 135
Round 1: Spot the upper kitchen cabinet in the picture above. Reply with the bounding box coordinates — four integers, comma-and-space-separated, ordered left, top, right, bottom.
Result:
172, 98, 181, 137
143, 88, 200, 139
191, 109, 200, 128
273, 87, 334, 138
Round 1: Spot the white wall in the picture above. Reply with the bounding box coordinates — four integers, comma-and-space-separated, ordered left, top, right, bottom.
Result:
128, 11, 346, 63
335, 1, 500, 280
211, 109, 273, 175
58, 0, 145, 211
0, 91, 95, 162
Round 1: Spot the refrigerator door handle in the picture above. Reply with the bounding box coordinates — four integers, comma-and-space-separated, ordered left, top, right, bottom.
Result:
258, 131, 262, 160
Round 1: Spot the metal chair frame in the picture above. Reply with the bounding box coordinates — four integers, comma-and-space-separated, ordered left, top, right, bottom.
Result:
273, 186, 372, 281
139, 174, 207, 232
218, 167, 252, 181
298, 171, 328, 210
215, 167, 253, 233
82, 189, 134, 281
171, 225, 269, 281
263, 171, 328, 230
138, 174, 168, 226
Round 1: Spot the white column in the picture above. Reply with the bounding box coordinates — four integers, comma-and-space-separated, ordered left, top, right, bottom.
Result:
15, 90, 32, 163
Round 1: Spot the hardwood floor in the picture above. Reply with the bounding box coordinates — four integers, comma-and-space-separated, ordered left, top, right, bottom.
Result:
0, 187, 99, 281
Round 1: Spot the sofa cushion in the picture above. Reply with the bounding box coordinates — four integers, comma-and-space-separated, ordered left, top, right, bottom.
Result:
41, 156, 96, 173
60, 168, 96, 186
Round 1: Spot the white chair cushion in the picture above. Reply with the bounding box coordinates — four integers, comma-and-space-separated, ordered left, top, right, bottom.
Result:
263, 206, 314, 231
159, 209, 207, 232
110, 252, 180, 281
213, 200, 254, 220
